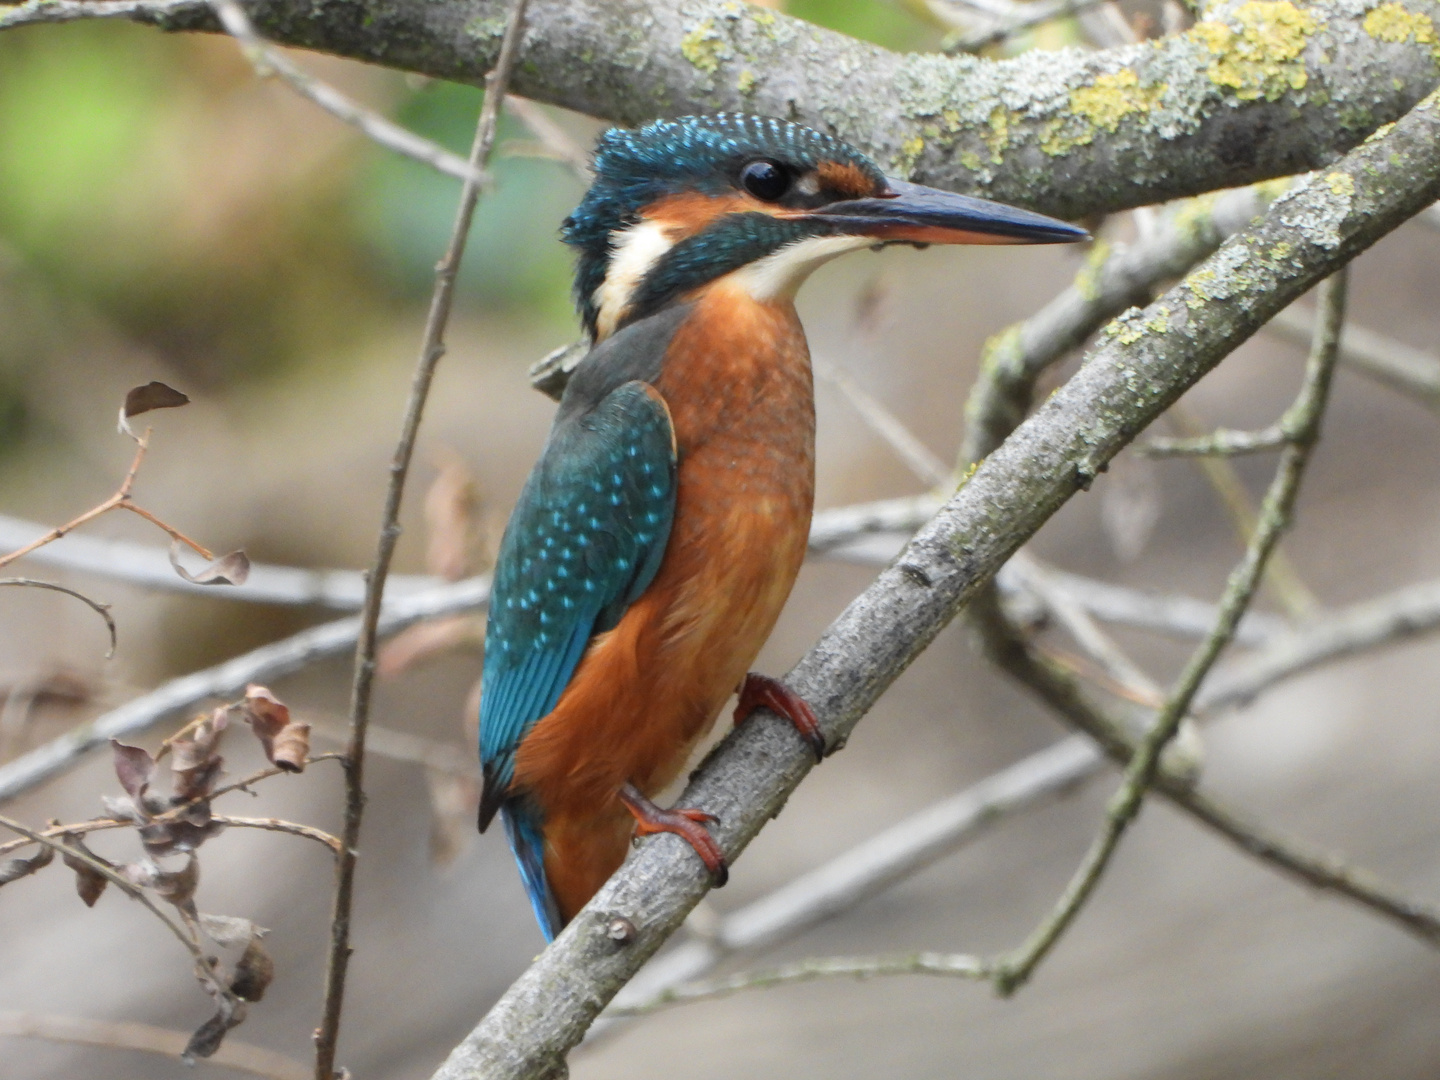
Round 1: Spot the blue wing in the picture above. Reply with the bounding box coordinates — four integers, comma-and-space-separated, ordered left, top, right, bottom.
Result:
477, 378, 676, 838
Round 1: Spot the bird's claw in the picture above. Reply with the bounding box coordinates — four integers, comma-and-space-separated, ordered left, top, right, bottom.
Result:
619, 782, 728, 887
734, 672, 826, 762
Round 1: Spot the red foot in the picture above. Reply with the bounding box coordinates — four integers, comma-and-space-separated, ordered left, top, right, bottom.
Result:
619, 782, 728, 888
734, 673, 826, 762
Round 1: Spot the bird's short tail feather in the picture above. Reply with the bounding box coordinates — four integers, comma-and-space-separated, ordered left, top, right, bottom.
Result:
500, 802, 563, 942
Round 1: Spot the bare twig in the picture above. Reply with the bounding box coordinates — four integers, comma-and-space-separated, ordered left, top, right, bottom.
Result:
1267, 304, 1440, 413
0, 578, 115, 657
213, 815, 343, 855
940, 0, 1111, 51
315, 1, 529, 1075
0, 1011, 309, 1080
0, 815, 218, 985
1140, 424, 1287, 456
206, 0, 488, 186
812, 356, 952, 487
993, 269, 1348, 995
1165, 403, 1318, 619
0, 513, 435, 608
503, 95, 592, 182
0, 577, 488, 805
611, 952, 990, 1016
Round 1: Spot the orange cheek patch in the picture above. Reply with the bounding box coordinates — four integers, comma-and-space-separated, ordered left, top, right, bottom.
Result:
643, 191, 756, 238
817, 160, 879, 198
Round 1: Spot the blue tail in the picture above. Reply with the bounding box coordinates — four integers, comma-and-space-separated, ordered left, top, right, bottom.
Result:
500, 802, 563, 941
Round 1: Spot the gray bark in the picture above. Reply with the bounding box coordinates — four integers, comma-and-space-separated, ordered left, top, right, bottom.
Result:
139, 0, 1440, 218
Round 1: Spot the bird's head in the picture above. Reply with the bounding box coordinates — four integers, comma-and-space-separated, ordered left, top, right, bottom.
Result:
562, 113, 1086, 343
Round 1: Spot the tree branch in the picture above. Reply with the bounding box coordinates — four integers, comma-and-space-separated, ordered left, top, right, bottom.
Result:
5, 0, 1438, 219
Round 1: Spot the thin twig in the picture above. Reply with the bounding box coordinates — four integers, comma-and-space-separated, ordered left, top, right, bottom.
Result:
314, 2, 529, 1075
503, 95, 591, 182
812, 356, 952, 487
0, 1011, 309, 1080
0, 578, 116, 657
942, 0, 1110, 51
0, 578, 487, 805
1267, 304, 1440, 413
1166, 403, 1319, 619
206, 0, 488, 186
213, 815, 344, 855
610, 952, 991, 1016
0, 814, 219, 988
992, 268, 1348, 995
1140, 424, 1287, 456
0, 429, 214, 573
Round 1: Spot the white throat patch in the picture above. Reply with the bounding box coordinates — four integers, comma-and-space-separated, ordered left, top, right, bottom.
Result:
593, 219, 675, 341
729, 233, 874, 303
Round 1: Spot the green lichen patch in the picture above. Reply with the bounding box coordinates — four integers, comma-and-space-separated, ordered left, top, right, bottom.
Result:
1190, 1, 1320, 102
1073, 238, 1113, 301
681, 18, 727, 74
1070, 70, 1168, 133
896, 134, 926, 176
1325, 171, 1355, 195
737, 69, 757, 95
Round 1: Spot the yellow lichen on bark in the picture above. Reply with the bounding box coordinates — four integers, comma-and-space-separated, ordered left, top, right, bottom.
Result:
1069, 70, 1168, 132
1191, 1, 1320, 101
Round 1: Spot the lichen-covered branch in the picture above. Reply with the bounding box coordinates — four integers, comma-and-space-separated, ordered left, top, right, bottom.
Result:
3, 0, 1436, 219
427, 85, 1440, 1080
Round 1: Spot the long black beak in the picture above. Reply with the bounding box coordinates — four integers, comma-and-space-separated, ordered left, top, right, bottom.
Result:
808, 178, 1088, 246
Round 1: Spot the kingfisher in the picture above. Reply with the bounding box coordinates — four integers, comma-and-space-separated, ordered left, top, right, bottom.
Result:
477, 113, 1086, 940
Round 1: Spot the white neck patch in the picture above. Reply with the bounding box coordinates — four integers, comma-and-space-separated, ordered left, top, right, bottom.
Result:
593, 219, 676, 341
729, 233, 874, 303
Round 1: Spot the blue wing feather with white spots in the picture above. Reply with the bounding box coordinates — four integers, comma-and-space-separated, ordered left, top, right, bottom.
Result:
478, 380, 676, 825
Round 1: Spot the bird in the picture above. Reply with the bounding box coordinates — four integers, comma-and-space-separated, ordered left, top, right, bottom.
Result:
477, 112, 1087, 941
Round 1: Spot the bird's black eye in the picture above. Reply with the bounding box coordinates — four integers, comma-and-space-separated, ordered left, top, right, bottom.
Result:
740, 159, 789, 201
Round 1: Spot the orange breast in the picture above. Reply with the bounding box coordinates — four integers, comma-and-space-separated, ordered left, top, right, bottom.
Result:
511, 285, 815, 919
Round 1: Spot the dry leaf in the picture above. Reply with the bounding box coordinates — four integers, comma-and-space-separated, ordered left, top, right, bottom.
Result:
0, 843, 53, 887
123, 381, 190, 418
377, 615, 485, 679
424, 450, 482, 581
269, 722, 310, 772
111, 740, 155, 799
240, 685, 307, 771
169, 543, 251, 587
118, 381, 189, 439
199, 913, 262, 949
229, 938, 275, 1002
61, 837, 108, 907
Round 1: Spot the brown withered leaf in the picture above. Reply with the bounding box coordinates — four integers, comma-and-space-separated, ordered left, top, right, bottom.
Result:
168, 543, 251, 587
123, 381, 190, 418
61, 837, 109, 907
229, 938, 274, 1002
424, 449, 482, 581
111, 740, 155, 799
268, 722, 309, 772
123, 854, 199, 913
377, 614, 485, 679
171, 757, 223, 803
118, 381, 189, 439
0, 843, 53, 887
182, 996, 245, 1063
140, 816, 223, 857
241, 685, 307, 771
